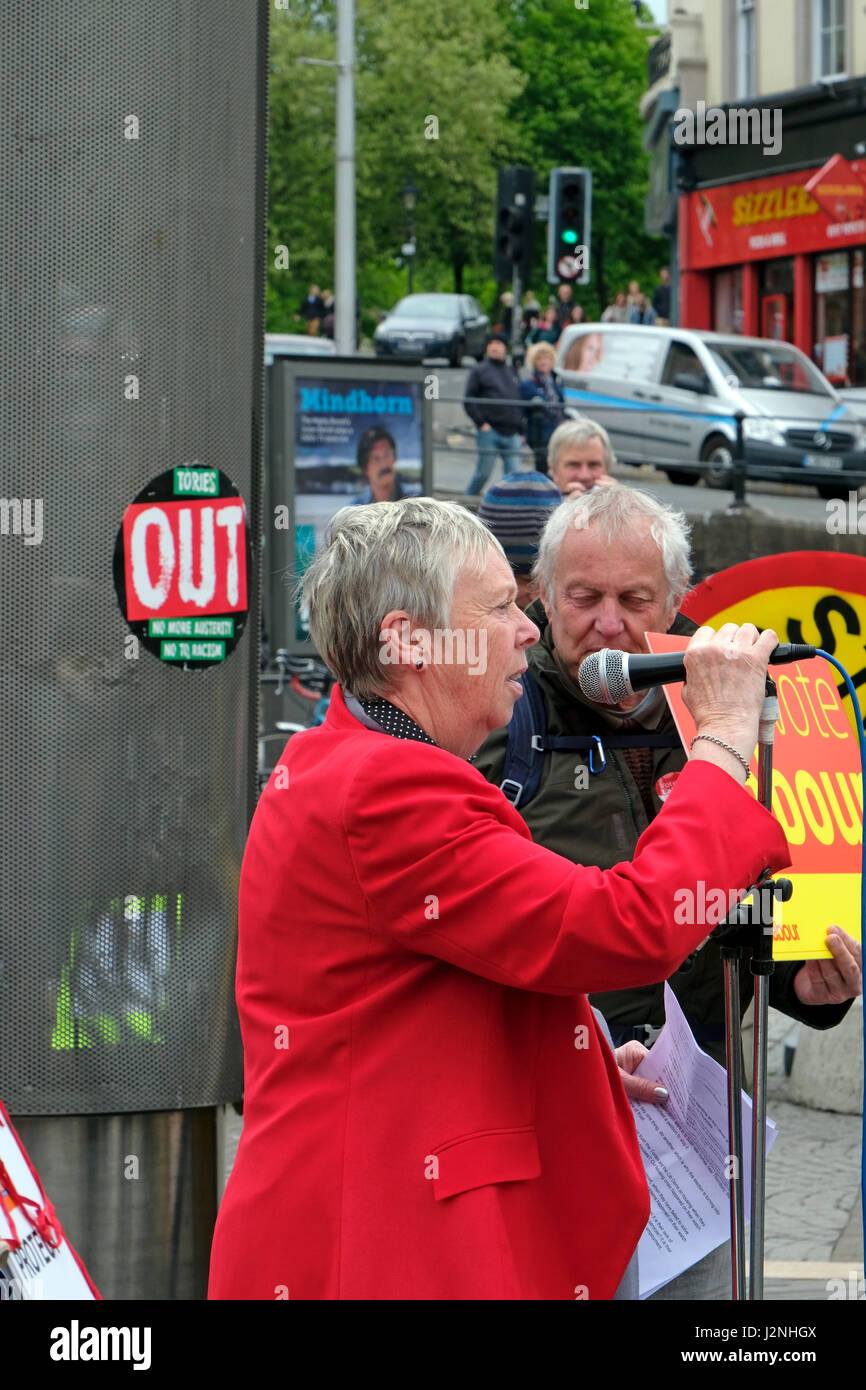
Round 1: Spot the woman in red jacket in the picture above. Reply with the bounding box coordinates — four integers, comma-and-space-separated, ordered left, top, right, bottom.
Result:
208, 497, 789, 1300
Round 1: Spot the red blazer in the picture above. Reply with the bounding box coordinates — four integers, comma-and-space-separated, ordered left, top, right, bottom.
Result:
208, 685, 789, 1300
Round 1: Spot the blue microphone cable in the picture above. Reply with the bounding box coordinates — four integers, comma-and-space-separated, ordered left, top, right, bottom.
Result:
816, 650, 866, 1261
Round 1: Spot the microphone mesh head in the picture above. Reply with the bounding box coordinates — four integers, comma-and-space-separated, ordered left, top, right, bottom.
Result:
577, 649, 630, 705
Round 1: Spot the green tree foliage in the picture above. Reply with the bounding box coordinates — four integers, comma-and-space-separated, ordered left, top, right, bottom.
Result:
266, 0, 666, 331
503, 0, 667, 315
267, 3, 337, 330
355, 0, 524, 295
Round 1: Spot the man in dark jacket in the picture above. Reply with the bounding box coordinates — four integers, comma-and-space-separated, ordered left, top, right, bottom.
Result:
298, 285, 325, 334
474, 483, 862, 1298
652, 267, 672, 324
463, 333, 525, 495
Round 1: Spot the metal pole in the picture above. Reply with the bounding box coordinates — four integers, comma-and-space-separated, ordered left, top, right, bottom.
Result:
335, 0, 356, 355
408, 209, 415, 295
722, 950, 747, 1298
749, 686, 780, 1299
750, 970, 771, 1299
511, 266, 523, 365
729, 410, 748, 509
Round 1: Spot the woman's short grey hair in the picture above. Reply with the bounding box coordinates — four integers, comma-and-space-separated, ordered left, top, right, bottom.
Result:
302, 497, 505, 698
547, 418, 616, 473
534, 485, 692, 612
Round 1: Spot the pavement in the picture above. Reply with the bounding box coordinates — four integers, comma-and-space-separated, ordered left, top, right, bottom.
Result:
219, 1004, 864, 1301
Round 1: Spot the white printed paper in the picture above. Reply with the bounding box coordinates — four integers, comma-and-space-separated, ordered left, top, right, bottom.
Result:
631, 983, 776, 1299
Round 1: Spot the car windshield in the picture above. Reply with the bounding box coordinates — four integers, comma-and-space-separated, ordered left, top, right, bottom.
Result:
708, 341, 832, 396
391, 296, 455, 319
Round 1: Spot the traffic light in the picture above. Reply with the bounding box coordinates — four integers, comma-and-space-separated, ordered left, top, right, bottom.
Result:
547, 167, 592, 285
494, 166, 535, 283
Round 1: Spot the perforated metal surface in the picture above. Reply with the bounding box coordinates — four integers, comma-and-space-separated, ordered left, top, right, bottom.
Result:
0, 1, 267, 1113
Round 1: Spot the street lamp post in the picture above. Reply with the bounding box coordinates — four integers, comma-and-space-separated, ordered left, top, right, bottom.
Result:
402, 180, 417, 295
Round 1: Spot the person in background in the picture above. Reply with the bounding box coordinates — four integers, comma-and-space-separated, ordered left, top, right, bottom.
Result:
498, 291, 514, 341
602, 292, 629, 324
626, 280, 641, 312
527, 305, 560, 346
472, 483, 861, 1301
652, 268, 671, 326
522, 308, 540, 345
352, 426, 405, 504
523, 288, 542, 318
463, 333, 525, 496
547, 418, 616, 496
554, 283, 575, 331
520, 342, 566, 470
628, 293, 657, 326
322, 290, 336, 339
569, 304, 587, 326
478, 470, 562, 610
298, 284, 325, 336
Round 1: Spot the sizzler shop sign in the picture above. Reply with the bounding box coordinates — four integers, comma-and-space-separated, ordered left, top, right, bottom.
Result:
114, 466, 250, 668
683, 157, 866, 270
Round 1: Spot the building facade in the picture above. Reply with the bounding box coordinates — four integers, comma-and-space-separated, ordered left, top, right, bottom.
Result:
642, 0, 866, 385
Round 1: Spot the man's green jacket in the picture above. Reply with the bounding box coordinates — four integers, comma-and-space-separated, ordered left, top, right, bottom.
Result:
473, 597, 851, 1063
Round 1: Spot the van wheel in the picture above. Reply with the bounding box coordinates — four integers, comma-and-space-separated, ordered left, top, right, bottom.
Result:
816, 484, 851, 501
701, 434, 734, 489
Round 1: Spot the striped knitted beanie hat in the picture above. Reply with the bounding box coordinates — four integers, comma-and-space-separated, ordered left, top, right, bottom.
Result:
477, 470, 562, 576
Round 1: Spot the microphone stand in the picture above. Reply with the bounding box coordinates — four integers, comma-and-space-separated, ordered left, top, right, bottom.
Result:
713, 677, 792, 1299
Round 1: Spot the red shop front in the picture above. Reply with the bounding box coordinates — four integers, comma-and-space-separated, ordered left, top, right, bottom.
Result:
679, 160, 866, 386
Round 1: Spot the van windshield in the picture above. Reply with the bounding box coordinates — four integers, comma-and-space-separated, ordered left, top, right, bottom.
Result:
708, 341, 832, 396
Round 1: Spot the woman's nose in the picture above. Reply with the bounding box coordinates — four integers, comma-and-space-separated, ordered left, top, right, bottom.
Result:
518, 612, 540, 647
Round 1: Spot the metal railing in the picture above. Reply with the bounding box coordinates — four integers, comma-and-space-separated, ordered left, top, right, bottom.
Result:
434, 394, 866, 503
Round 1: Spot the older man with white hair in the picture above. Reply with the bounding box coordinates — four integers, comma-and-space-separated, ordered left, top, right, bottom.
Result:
546, 418, 617, 496
474, 484, 861, 1300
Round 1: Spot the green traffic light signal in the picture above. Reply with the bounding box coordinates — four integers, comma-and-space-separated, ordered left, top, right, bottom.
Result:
562, 229, 579, 245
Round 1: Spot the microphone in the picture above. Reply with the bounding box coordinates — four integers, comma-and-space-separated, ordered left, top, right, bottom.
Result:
577, 643, 818, 705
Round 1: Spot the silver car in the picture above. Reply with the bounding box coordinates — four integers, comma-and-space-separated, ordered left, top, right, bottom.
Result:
556, 323, 866, 498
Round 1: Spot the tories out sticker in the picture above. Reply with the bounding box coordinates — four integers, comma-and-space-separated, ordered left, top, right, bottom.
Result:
113, 465, 251, 669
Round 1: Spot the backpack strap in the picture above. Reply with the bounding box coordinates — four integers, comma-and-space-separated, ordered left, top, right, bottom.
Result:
501, 670, 681, 808
539, 733, 682, 749
500, 669, 548, 808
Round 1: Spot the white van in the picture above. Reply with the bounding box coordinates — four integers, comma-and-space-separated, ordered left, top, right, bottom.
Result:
556, 323, 866, 498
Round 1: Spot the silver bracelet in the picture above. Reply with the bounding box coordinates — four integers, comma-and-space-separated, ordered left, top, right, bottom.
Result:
690, 733, 751, 779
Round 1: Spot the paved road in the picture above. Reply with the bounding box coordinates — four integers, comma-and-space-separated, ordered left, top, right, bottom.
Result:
430, 365, 846, 522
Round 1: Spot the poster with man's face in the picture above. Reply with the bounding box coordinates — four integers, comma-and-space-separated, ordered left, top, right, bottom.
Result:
292, 373, 425, 639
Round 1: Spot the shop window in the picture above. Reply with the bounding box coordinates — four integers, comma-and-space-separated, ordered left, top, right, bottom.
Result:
759, 257, 794, 344
814, 250, 852, 384
713, 268, 743, 334
852, 251, 865, 386
813, 0, 847, 80
661, 343, 712, 392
